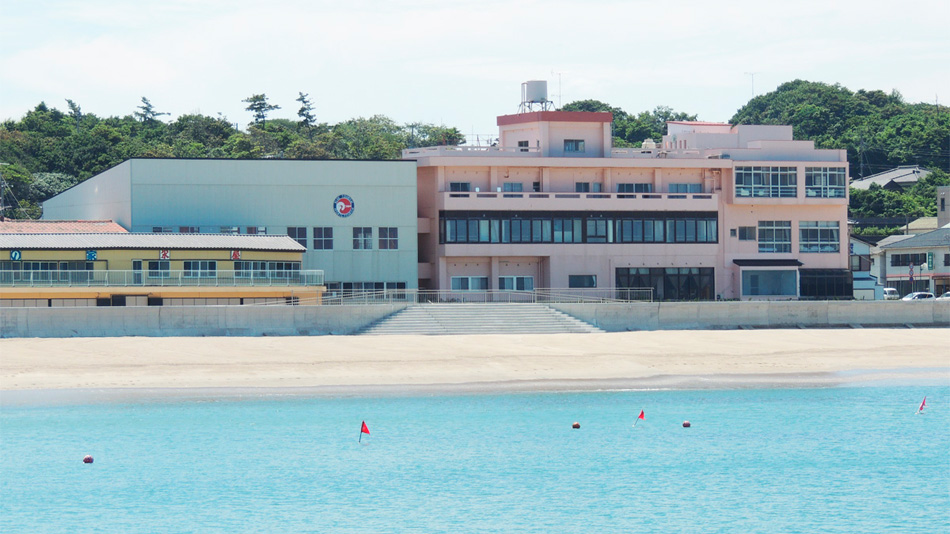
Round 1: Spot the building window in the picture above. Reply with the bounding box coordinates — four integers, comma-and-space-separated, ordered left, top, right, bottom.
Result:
944, 253, 949, 266
568, 275, 597, 288
564, 139, 585, 153
379, 227, 398, 249
617, 183, 653, 193
586, 219, 609, 243
353, 227, 372, 250
799, 221, 840, 253
616, 267, 715, 301
742, 270, 797, 296
758, 221, 792, 253
738, 226, 756, 241
234, 261, 301, 279
499, 276, 534, 291
449, 182, 471, 192
890, 253, 927, 267
805, 167, 847, 198
518, 140, 529, 152
735, 166, 797, 198
219, 226, 239, 235
313, 227, 333, 250
147, 260, 170, 278
669, 183, 703, 193
183, 260, 216, 278
152, 226, 173, 233
287, 227, 307, 248
799, 269, 852, 299
179, 226, 199, 234
245, 226, 266, 235
503, 182, 523, 192
451, 276, 488, 291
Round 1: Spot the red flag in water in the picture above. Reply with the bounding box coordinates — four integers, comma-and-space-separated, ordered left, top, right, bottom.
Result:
638, 410, 645, 420
361, 421, 370, 435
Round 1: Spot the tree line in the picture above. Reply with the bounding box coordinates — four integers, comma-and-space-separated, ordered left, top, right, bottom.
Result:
1, 81, 947, 223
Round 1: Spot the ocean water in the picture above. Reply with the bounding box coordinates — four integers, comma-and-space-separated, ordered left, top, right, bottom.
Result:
1, 386, 947, 533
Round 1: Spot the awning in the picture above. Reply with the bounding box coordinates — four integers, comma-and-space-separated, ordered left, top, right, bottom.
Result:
733, 259, 804, 267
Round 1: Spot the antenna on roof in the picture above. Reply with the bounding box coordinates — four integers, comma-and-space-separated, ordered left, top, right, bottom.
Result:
519, 81, 554, 113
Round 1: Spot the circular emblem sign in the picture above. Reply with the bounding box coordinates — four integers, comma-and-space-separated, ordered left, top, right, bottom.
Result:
334, 194, 355, 217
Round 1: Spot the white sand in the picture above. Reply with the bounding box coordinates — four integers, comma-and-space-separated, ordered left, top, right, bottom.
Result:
1, 329, 947, 397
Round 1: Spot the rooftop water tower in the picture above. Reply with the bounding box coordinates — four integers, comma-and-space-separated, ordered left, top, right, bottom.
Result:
518, 80, 554, 113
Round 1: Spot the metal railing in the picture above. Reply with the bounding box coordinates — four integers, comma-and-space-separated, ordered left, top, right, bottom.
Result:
403, 145, 541, 158
321, 288, 654, 305
0, 269, 325, 287
443, 191, 716, 201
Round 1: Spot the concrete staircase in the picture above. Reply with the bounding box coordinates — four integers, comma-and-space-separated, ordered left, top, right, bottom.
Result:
359, 303, 604, 335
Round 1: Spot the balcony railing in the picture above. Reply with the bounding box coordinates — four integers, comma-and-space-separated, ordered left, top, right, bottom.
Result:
0, 269, 325, 287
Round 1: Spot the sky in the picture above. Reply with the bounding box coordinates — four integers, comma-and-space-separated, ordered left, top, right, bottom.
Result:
2, 0, 948, 143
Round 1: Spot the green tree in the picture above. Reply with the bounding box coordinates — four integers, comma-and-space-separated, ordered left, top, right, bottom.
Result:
243, 94, 280, 129
133, 97, 169, 122
296, 92, 316, 140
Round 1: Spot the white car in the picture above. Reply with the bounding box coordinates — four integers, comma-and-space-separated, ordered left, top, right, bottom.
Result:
936, 292, 950, 301
901, 292, 935, 301
883, 288, 900, 300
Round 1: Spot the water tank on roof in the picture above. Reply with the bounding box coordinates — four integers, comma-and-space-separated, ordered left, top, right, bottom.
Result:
523, 81, 548, 103
641, 139, 657, 149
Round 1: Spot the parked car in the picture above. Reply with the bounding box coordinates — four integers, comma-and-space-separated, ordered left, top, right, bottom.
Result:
883, 288, 900, 300
901, 292, 935, 301
936, 292, 950, 301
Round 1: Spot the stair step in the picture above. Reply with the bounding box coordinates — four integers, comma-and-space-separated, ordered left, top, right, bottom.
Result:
358, 303, 602, 336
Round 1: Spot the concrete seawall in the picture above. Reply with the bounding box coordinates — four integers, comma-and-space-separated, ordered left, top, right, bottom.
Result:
1, 301, 947, 338
549, 301, 950, 332
0, 303, 408, 338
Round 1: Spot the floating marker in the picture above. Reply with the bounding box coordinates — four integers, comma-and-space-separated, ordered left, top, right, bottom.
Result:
82, 455, 94, 464
572, 422, 580, 429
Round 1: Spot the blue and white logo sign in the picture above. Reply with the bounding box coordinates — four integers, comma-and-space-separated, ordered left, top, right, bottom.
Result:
10, 250, 21, 261
334, 194, 355, 217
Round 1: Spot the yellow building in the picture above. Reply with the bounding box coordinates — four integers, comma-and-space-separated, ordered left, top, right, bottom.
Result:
0, 233, 324, 307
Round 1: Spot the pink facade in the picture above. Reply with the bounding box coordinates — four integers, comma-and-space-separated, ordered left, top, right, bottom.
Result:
406, 111, 849, 300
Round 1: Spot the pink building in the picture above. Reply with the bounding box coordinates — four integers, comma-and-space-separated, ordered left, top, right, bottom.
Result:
405, 107, 849, 300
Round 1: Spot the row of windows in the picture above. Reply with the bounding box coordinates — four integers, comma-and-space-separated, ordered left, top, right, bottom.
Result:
890, 253, 928, 267
234, 261, 301, 278
289, 227, 398, 250
737, 221, 840, 253
440, 212, 719, 245
0, 261, 95, 282
449, 182, 701, 195
735, 166, 797, 198
736, 166, 847, 199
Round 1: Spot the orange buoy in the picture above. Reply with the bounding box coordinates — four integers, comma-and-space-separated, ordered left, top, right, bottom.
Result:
572, 422, 580, 429
83, 455, 94, 464
682, 421, 691, 428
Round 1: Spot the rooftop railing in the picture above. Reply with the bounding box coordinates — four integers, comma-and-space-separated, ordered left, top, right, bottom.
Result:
0, 269, 325, 287
443, 191, 715, 201
403, 146, 542, 158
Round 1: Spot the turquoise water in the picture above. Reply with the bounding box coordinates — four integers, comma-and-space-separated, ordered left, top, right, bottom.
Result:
2, 386, 948, 533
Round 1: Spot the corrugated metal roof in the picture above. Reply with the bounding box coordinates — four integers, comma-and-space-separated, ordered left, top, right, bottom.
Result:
879, 228, 950, 250
850, 166, 930, 190
0, 219, 128, 234
0, 233, 305, 251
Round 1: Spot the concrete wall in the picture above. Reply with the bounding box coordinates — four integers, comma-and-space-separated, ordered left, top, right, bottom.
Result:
550, 300, 950, 331
0, 303, 407, 338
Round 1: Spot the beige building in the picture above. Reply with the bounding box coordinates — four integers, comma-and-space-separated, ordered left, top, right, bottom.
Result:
0, 233, 324, 307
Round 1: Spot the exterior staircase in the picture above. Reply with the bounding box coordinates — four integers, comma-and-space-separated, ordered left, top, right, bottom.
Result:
359, 303, 604, 335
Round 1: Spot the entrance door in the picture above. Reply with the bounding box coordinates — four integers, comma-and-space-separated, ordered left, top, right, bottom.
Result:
132, 260, 143, 284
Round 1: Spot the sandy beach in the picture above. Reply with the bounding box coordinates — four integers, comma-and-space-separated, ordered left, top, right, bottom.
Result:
1, 328, 947, 401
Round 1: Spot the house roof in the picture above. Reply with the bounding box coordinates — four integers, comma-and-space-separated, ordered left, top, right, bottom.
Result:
850, 165, 930, 190
0, 233, 305, 252
0, 219, 128, 234
878, 228, 950, 250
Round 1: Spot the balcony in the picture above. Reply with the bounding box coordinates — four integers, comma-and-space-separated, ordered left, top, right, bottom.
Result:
439, 191, 719, 211
0, 269, 325, 287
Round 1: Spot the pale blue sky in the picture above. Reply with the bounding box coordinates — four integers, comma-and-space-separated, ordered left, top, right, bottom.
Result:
2, 0, 948, 141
